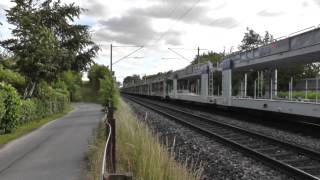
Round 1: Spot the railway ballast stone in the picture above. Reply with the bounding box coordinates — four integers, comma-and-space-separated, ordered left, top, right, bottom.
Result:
125, 99, 293, 180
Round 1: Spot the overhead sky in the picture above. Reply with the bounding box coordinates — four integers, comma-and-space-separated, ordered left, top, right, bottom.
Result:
1, 0, 320, 82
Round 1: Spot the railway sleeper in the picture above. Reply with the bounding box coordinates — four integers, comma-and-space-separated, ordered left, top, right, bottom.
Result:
298, 165, 320, 171
246, 143, 269, 149
268, 152, 293, 159
253, 146, 279, 152
228, 137, 250, 143
281, 157, 310, 164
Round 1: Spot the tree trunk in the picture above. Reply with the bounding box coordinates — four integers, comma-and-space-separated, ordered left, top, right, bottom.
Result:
23, 81, 36, 99
28, 82, 36, 97
23, 83, 31, 99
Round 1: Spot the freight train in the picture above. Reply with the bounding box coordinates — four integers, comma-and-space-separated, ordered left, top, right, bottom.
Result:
122, 27, 320, 119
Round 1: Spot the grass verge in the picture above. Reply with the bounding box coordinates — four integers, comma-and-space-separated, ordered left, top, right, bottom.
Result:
85, 120, 106, 180
0, 105, 73, 146
116, 99, 202, 180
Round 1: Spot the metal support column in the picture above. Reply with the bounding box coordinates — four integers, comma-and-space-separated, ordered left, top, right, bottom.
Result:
109, 44, 116, 173
244, 73, 247, 97
274, 69, 278, 97
257, 71, 260, 98
270, 78, 273, 100
305, 80, 308, 99
316, 76, 319, 103
254, 80, 257, 99
261, 71, 264, 98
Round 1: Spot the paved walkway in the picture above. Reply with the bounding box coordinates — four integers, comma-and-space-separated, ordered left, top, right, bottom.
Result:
0, 103, 103, 180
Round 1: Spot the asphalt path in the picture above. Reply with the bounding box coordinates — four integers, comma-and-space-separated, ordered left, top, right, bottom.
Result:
0, 103, 104, 180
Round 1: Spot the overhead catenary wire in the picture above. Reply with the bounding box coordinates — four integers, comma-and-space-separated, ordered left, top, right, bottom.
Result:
112, 46, 144, 65
165, 0, 183, 20
168, 48, 192, 62
149, 0, 201, 47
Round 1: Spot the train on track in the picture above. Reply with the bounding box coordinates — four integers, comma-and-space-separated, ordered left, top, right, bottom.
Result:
121, 27, 320, 120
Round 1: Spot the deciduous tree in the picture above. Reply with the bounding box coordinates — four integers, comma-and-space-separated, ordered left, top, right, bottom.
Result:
1, 0, 99, 98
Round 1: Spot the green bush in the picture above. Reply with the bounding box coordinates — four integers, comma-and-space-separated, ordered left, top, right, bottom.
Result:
0, 65, 25, 92
20, 99, 37, 124
0, 92, 6, 121
57, 71, 83, 102
98, 75, 119, 108
0, 83, 21, 133
0, 81, 70, 134
35, 81, 70, 117
81, 82, 99, 102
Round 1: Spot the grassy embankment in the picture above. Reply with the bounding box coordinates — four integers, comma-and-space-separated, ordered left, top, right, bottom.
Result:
0, 105, 73, 146
85, 99, 202, 180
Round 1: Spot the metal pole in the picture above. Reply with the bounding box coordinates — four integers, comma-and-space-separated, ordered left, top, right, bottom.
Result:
197, 46, 200, 64
261, 71, 264, 98
257, 71, 260, 98
316, 76, 319, 103
305, 79, 308, 100
288, 80, 291, 100
274, 69, 278, 97
270, 78, 273, 100
244, 73, 247, 97
109, 44, 116, 173
290, 76, 293, 101
110, 44, 113, 73
254, 79, 257, 99
240, 82, 243, 97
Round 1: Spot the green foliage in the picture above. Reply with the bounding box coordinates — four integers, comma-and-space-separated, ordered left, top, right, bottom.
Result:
98, 76, 111, 106
0, 65, 25, 91
85, 64, 118, 107
0, 81, 70, 134
278, 91, 320, 99
20, 99, 37, 124
238, 28, 273, 51
0, 106, 73, 146
191, 51, 224, 65
0, 93, 6, 120
80, 82, 98, 102
123, 74, 141, 86
1, 0, 99, 97
238, 28, 262, 50
116, 100, 203, 180
98, 75, 116, 107
88, 64, 110, 91
57, 71, 83, 101
0, 83, 21, 133
35, 81, 69, 116
277, 65, 305, 91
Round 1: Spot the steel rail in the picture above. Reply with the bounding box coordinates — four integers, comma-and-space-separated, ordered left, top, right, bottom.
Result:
125, 95, 320, 180
132, 96, 320, 160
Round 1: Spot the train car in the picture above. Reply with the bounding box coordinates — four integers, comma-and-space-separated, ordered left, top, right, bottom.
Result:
122, 27, 320, 119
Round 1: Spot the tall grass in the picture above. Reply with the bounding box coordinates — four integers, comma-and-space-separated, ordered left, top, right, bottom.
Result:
116, 99, 202, 180
85, 121, 106, 180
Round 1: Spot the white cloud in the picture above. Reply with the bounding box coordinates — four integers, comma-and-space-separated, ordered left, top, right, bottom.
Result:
1, 0, 320, 83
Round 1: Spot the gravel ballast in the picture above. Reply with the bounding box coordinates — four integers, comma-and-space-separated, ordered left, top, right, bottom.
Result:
153, 99, 320, 153
124, 98, 292, 180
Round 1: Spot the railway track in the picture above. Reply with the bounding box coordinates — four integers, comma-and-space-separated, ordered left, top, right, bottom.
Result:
124, 94, 320, 180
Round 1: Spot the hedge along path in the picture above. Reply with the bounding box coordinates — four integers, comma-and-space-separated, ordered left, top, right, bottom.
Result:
115, 99, 203, 180
0, 83, 21, 133
0, 81, 71, 146
0, 105, 73, 147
